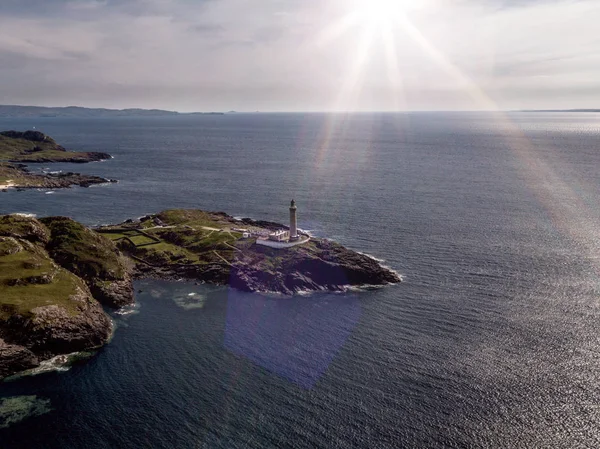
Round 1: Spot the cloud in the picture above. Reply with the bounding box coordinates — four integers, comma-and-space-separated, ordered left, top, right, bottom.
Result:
0, 0, 598, 111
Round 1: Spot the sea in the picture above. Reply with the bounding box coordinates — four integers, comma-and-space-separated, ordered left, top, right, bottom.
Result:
1, 112, 600, 448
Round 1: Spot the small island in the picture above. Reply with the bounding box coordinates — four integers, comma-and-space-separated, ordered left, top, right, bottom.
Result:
0, 130, 114, 190
0, 203, 400, 379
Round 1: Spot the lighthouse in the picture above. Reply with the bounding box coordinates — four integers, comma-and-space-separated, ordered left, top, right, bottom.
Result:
289, 199, 299, 241
258, 200, 310, 248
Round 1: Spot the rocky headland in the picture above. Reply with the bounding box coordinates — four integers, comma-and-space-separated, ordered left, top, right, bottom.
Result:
0, 214, 132, 378
0, 209, 399, 379
0, 131, 114, 190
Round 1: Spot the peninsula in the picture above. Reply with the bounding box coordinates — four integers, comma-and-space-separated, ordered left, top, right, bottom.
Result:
0, 131, 114, 190
0, 206, 400, 378
0, 105, 225, 118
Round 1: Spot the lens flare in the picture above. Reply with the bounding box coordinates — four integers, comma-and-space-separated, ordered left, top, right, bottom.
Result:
354, 0, 410, 26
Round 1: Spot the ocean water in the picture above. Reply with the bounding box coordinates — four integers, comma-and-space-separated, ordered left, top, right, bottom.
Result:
1, 112, 600, 448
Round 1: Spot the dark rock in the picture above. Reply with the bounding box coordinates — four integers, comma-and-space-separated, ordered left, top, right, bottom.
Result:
0, 339, 39, 378
1, 288, 112, 359
0, 130, 52, 143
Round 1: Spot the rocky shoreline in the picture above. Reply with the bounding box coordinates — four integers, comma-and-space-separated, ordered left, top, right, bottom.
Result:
1, 163, 116, 191
0, 130, 114, 191
0, 209, 400, 379
0, 215, 132, 378
104, 210, 401, 295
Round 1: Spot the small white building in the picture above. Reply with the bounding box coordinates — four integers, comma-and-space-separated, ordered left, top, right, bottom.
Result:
256, 200, 310, 249
268, 230, 290, 242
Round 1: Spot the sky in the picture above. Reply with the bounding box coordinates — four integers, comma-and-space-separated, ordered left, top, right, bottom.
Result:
0, 0, 598, 112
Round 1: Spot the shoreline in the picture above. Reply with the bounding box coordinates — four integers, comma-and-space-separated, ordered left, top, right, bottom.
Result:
0, 210, 400, 379
0, 130, 116, 192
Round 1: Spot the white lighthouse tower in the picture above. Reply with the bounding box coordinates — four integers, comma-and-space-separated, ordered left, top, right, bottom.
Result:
289, 199, 299, 241
257, 200, 309, 248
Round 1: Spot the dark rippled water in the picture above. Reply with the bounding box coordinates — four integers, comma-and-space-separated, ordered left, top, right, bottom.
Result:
1, 112, 600, 448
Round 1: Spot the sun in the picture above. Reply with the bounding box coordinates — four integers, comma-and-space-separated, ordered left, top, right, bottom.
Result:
353, 0, 409, 27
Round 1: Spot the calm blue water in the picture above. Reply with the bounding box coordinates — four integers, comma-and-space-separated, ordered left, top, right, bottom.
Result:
1, 113, 600, 448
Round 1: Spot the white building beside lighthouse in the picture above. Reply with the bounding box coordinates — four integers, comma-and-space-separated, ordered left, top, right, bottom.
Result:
257, 200, 310, 249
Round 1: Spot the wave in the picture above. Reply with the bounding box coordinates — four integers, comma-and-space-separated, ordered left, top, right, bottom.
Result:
113, 303, 140, 317
4, 351, 97, 382
10, 212, 37, 218
357, 251, 386, 263
298, 228, 316, 237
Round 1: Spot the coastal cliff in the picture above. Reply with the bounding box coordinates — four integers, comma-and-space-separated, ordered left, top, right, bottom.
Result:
0, 215, 133, 378
0, 131, 111, 163
0, 209, 399, 379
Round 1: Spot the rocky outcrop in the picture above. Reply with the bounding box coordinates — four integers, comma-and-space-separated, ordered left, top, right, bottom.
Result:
0, 209, 399, 378
0, 339, 39, 379
0, 214, 50, 244
0, 164, 115, 190
11, 153, 112, 164
130, 237, 400, 295
1, 130, 112, 163
88, 277, 134, 309
1, 287, 112, 360
1, 130, 115, 193
41, 217, 134, 308
0, 215, 127, 379
119, 210, 401, 295
228, 239, 400, 294
0, 130, 54, 143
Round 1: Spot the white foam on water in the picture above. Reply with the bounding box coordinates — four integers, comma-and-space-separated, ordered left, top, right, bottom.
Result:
0, 395, 53, 429
297, 228, 316, 237
113, 302, 141, 317
45, 191, 55, 195
172, 293, 207, 310
357, 251, 386, 263
296, 290, 314, 296
3, 351, 96, 382
356, 252, 404, 282
10, 213, 37, 218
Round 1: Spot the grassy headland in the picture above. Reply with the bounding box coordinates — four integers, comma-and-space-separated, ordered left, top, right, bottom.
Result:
0, 215, 89, 320
0, 131, 115, 190
0, 131, 110, 163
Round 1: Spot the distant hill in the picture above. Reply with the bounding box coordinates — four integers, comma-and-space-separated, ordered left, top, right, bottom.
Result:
521, 109, 600, 113
0, 105, 224, 118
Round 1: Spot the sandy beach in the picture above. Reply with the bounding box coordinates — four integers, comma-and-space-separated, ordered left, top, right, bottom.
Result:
0, 180, 15, 189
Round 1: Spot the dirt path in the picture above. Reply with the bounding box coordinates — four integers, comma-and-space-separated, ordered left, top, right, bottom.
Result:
212, 250, 232, 266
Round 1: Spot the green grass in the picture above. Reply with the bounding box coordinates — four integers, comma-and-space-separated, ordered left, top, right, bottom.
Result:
0, 163, 42, 186
151, 226, 238, 251
40, 217, 125, 280
156, 209, 226, 229
0, 134, 96, 162
103, 232, 128, 241
0, 240, 82, 319
133, 241, 201, 265
0, 215, 50, 244
128, 235, 157, 246
99, 210, 250, 269
0, 270, 84, 320
0, 241, 53, 281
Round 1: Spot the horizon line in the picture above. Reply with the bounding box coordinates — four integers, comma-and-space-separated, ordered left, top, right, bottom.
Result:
1, 104, 599, 114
